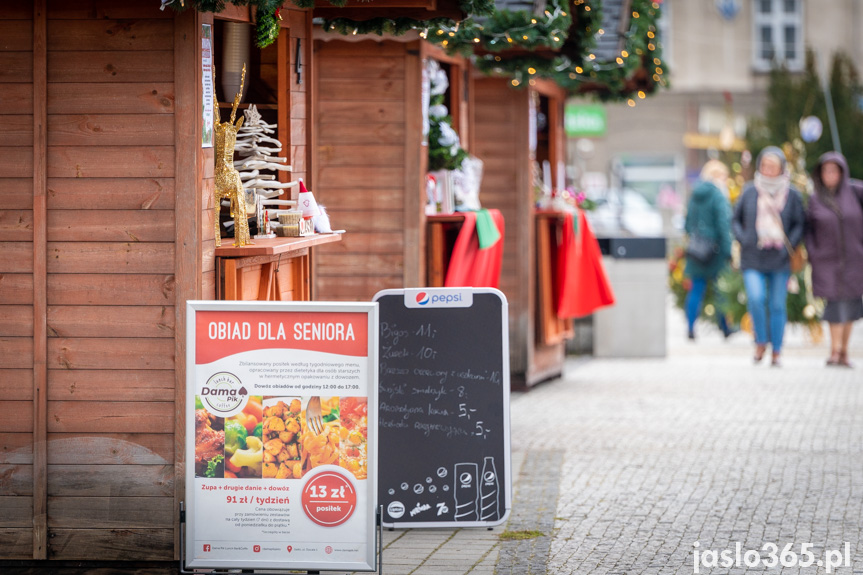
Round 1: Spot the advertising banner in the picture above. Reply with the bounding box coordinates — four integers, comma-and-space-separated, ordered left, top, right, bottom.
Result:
373, 288, 511, 528
185, 301, 378, 571
201, 24, 214, 148
564, 103, 607, 137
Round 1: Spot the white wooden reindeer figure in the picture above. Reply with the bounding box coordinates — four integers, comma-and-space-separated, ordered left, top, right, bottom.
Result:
213, 65, 252, 247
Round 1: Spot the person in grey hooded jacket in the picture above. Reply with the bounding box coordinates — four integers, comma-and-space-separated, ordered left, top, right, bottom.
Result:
806, 151, 863, 367
732, 146, 805, 366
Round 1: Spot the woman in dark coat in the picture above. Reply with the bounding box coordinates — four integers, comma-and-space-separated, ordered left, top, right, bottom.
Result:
805, 151, 863, 367
732, 146, 806, 366
684, 160, 733, 339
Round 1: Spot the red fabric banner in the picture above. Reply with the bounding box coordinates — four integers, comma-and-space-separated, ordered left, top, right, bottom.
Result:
555, 210, 615, 318
444, 209, 505, 289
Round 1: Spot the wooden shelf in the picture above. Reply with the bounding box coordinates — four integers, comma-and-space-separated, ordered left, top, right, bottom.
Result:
218, 102, 278, 110
214, 233, 342, 258
427, 213, 467, 223
215, 234, 342, 301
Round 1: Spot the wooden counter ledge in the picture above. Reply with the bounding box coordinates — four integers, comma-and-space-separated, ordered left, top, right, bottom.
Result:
214, 233, 342, 257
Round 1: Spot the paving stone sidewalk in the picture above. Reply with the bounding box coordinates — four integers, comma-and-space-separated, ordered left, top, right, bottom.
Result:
346, 311, 863, 575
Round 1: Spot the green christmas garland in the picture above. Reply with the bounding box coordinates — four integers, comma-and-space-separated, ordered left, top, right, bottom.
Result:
322, 0, 667, 102
321, 0, 494, 37
554, 0, 666, 98
470, 0, 665, 100
322, 17, 464, 37
171, 0, 666, 101
165, 0, 284, 47
428, 113, 469, 171
323, 0, 570, 51
427, 62, 469, 171
422, 0, 575, 54
167, 0, 493, 48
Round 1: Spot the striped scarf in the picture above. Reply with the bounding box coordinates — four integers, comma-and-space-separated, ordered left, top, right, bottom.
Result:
754, 172, 790, 249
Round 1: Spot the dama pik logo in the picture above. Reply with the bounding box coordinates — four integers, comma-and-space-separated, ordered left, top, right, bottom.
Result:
416, 292, 429, 305
199, 371, 246, 415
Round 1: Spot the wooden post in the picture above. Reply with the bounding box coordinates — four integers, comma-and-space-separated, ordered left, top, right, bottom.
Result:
404, 41, 424, 287
32, 0, 48, 559
277, 28, 290, 187
304, 11, 314, 190
174, 7, 204, 559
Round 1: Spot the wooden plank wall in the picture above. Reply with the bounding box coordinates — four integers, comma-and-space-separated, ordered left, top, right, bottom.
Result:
0, 0, 37, 560
472, 77, 532, 376
289, 11, 311, 191
44, 0, 177, 558
313, 39, 412, 300
0, 0, 179, 562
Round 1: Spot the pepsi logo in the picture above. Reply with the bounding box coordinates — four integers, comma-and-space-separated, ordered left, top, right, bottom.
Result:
387, 501, 406, 518
416, 292, 429, 305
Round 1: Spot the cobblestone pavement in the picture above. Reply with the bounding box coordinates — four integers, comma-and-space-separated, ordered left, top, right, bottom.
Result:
357, 310, 863, 575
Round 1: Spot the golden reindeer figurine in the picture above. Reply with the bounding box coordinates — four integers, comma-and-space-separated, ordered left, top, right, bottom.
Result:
213, 64, 252, 247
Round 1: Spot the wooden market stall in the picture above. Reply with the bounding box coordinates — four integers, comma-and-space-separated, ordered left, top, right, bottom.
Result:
469, 77, 571, 387
312, 36, 472, 300
311, 27, 571, 387
414, 0, 663, 387
0, 0, 335, 569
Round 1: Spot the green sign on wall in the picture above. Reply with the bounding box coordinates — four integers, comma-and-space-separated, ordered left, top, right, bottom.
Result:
564, 104, 607, 137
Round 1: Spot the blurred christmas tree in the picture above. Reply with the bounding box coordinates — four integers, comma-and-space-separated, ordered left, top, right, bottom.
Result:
747, 50, 863, 178
668, 247, 822, 340
667, 51, 853, 341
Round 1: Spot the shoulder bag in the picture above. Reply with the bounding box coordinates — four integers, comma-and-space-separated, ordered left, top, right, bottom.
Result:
685, 233, 718, 264
771, 209, 806, 273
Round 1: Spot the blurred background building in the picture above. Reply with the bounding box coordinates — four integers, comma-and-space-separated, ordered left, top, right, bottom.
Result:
569, 0, 863, 238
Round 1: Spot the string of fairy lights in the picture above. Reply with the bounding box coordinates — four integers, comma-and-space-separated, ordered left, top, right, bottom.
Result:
323, 0, 666, 102
167, 0, 666, 101
417, 0, 575, 53
472, 0, 667, 101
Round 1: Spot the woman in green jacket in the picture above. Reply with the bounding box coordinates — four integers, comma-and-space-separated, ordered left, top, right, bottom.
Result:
685, 160, 733, 340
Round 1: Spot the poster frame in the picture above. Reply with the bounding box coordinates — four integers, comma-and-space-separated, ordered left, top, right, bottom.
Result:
183, 300, 378, 572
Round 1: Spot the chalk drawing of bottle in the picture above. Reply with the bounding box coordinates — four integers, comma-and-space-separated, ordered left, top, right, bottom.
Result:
453, 463, 478, 521
479, 457, 500, 521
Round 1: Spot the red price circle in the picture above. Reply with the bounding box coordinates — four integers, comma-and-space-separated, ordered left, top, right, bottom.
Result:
301, 471, 357, 527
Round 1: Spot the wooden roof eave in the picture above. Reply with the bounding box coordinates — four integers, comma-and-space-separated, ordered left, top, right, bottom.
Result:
531, 76, 566, 98
423, 42, 471, 66
214, 3, 305, 25
313, 0, 466, 21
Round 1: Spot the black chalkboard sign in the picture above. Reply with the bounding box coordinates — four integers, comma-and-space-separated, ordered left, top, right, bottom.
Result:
373, 288, 511, 528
